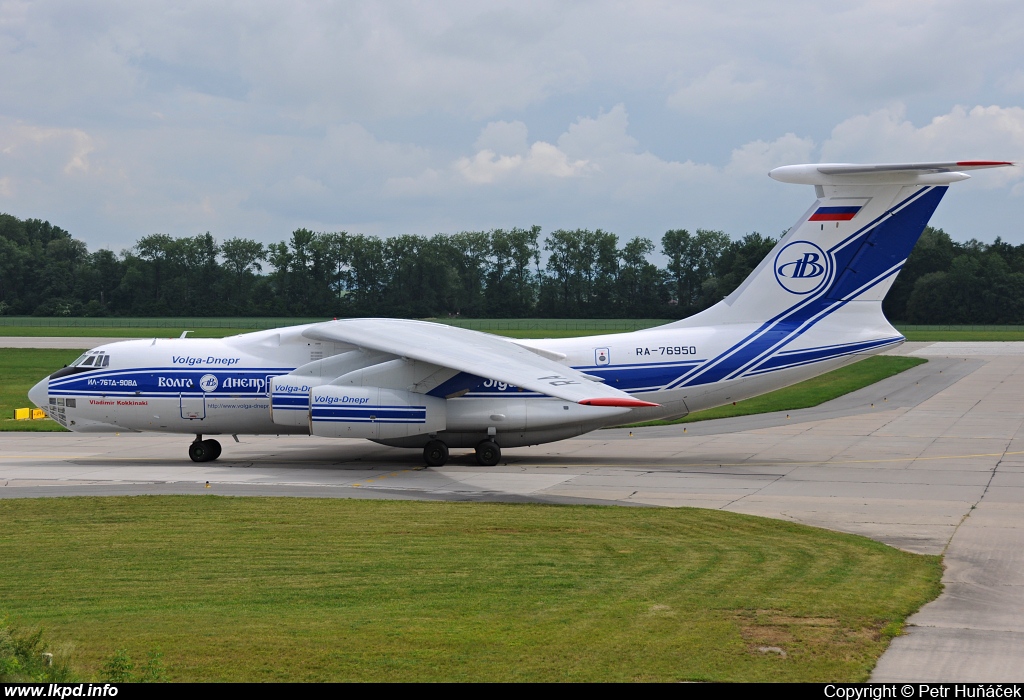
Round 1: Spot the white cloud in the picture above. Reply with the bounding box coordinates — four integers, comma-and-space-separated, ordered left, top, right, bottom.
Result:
725, 133, 816, 177
455, 150, 524, 184
474, 120, 529, 156
821, 105, 1024, 187
667, 63, 770, 113
557, 104, 638, 160
0, 121, 97, 183
452, 140, 592, 185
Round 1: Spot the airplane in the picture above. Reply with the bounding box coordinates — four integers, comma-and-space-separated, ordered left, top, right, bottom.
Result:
27, 160, 1014, 467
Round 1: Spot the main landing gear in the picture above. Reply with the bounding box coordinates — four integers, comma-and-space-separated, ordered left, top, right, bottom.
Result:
423, 440, 449, 467
421, 439, 501, 467
189, 435, 222, 463
474, 440, 501, 467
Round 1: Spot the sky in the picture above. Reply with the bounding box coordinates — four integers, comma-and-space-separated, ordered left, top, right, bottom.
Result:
1, 0, 1023, 253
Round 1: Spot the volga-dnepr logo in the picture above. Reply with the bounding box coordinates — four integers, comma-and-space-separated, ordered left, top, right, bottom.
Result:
199, 374, 219, 392
774, 241, 831, 295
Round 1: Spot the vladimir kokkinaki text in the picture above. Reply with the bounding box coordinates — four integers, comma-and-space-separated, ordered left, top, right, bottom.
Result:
826, 685, 1023, 699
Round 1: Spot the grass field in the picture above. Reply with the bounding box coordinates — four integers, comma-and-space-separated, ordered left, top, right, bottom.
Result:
0, 496, 943, 682
628, 356, 927, 427
5, 316, 1024, 340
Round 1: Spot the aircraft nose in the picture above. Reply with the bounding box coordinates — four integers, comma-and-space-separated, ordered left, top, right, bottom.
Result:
28, 377, 49, 410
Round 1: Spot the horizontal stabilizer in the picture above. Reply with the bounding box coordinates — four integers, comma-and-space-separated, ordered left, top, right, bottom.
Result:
771, 160, 1014, 185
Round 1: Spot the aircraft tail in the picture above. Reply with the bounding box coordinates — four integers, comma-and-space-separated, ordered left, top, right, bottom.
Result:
668, 161, 1013, 335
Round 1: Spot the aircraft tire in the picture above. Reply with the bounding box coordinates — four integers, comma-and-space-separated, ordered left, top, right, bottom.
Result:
423, 440, 448, 467
204, 439, 222, 461
188, 440, 210, 463
475, 440, 501, 467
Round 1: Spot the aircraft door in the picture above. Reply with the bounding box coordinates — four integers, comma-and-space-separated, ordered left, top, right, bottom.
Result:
180, 393, 206, 420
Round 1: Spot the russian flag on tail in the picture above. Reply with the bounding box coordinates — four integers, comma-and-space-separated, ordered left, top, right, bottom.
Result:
809, 205, 862, 221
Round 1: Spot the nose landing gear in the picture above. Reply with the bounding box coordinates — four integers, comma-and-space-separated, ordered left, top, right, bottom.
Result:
189, 435, 222, 462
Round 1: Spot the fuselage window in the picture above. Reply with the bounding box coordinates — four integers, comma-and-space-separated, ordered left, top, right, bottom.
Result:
101, 355, 110, 367
81, 356, 96, 366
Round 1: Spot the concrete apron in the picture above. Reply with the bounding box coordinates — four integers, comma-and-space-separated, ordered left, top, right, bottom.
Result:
871, 343, 1024, 682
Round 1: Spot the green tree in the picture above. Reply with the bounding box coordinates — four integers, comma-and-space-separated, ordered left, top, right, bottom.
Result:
485, 226, 541, 317
662, 228, 730, 315
616, 237, 666, 317
540, 229, 618, 317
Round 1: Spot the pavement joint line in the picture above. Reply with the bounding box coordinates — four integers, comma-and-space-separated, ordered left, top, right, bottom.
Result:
717, 462, 794, 511
934, 443, 1008, 563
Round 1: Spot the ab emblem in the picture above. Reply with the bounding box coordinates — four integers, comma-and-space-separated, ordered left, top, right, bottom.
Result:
774, 240, 831, 295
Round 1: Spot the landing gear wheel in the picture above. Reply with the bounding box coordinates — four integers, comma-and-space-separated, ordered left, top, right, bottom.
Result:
189, 437, 221, 463
189, 440, 210, 463
475, 440, 501, 467
423, 440, 449, 467
204, 439, 222, 461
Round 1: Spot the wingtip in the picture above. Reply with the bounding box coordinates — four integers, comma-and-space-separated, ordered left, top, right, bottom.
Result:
579, 398, 660, 408
956, 160, 1015, 167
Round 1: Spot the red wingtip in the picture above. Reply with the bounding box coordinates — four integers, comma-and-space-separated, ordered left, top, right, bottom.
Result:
956, 160, 1015, 167
579, 398, 660, 408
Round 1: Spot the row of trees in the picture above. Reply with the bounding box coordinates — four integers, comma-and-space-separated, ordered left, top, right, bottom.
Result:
0, 211, 1020, 322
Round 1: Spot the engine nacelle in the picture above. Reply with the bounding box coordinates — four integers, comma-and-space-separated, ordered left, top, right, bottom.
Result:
310, 386, 446, 439
270, 375, 321, 426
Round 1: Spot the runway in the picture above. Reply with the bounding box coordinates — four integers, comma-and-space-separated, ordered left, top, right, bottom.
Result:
5, 340, 1024, 680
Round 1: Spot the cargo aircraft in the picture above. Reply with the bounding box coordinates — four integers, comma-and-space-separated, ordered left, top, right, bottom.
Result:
28, 161, 1013, 466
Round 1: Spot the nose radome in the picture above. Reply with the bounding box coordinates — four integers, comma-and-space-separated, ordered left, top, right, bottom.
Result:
28, 377, 48, 410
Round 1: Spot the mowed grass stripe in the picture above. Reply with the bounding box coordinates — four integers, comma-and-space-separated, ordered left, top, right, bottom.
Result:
0, 496, 940, 682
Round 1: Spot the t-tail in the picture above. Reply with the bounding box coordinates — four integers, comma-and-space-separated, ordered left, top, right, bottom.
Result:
664, 160, 1014, 384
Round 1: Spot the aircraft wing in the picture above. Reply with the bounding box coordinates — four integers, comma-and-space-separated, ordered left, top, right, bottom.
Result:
302, 319, 657, 407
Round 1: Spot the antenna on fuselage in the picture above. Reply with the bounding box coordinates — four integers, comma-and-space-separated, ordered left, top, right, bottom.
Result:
180, 331, 192, 339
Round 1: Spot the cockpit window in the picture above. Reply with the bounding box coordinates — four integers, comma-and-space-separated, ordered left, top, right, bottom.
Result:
67, 352, 109, 369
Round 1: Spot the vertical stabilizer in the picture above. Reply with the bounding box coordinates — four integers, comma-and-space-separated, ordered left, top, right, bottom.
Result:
668, 161, 1013, 329
659, 161, 1012, 386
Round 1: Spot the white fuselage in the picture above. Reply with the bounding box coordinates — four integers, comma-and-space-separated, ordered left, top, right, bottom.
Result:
31, 312, 902, 450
